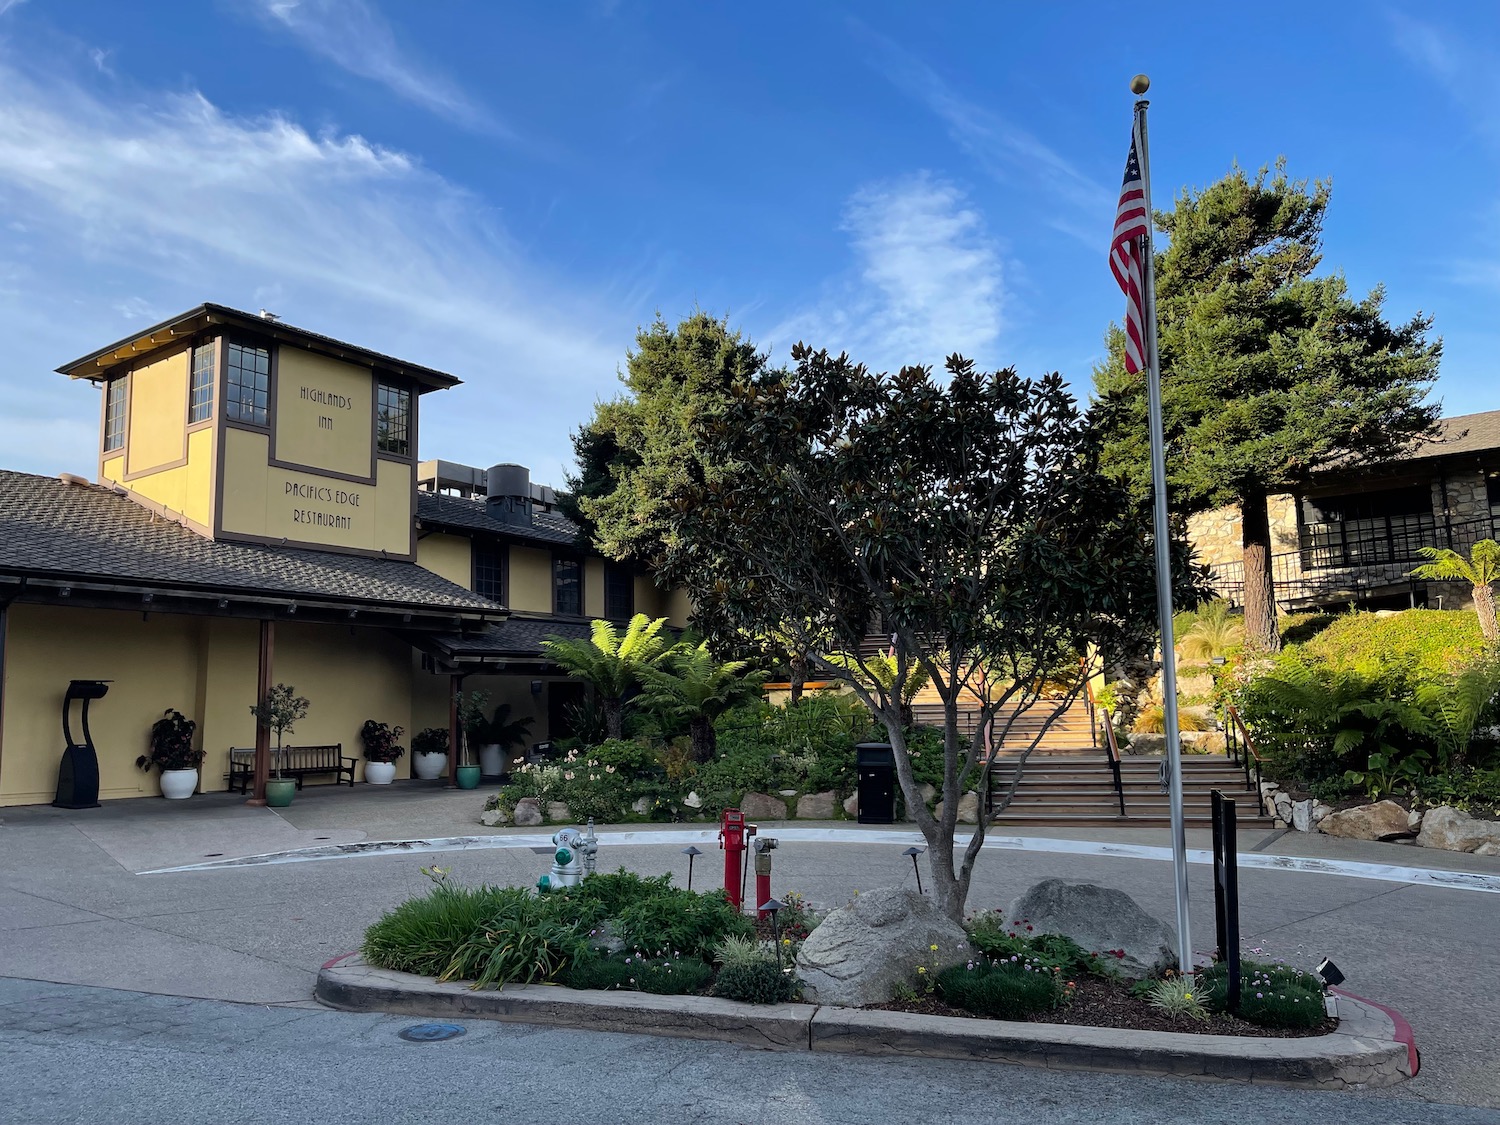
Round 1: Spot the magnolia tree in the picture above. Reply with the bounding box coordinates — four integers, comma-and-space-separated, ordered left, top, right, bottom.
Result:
660, 347, 1194, 921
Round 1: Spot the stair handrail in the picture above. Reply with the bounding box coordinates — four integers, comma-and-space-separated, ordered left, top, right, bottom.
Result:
1084, 677, 1127, 817
1222, 701, 1265, 796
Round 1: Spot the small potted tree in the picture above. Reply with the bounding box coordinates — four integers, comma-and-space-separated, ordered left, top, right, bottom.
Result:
250, 684, 310, 807
359, 719, 405, 784
480, 702, 534, 780
136, 708, 204, 800
455, 690, 490, 789
411, 727, 450, 781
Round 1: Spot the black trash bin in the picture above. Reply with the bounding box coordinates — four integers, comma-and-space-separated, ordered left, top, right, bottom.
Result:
856, 742, 896, 824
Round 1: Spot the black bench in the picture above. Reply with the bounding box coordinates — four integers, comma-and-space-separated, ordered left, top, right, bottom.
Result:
227, 745, 356, 793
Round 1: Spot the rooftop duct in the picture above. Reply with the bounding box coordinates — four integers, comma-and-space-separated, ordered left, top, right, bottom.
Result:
486, 463, 533, 526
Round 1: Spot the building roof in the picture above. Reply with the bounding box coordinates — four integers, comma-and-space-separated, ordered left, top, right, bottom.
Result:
1405, 410, 1500, 462
55, 304, 460, 392
419, 615, 594, 663
416, 491, 583, 548
0, 471, 497, 615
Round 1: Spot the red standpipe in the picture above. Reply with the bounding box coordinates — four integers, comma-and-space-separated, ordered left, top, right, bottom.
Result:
754, 845, 773, 919
718, 808, 755, 910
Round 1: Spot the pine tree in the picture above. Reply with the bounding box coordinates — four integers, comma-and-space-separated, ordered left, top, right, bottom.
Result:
1093, 161, 1441, 652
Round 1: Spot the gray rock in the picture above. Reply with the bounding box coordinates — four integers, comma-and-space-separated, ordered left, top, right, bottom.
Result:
795, 887, 969, 1007
1126, 733, 1166, 756
1273, 793, 1293, 823
1005, 879, 1175, 979
902, 783, 937, 821
1408, 809, 1423, 830
1291, 799, 1315, 833
479, 807, 509, 827
1312, 801, 1332, 824
682, 790, 703, 810
512, 797, 543, 827
843, 793, 859, 818
796, 791, 837, 819
631, 796, 652, 816
1318, 800, 1411, 841
935, 792, 980, 824
1417, 805, 1500, 853
546, 801, 571, 823
739, 791, 789, 821
1476, 842, 1500, 857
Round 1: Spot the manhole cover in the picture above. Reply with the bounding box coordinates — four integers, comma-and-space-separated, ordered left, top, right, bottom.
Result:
398, 1022, 466, 1043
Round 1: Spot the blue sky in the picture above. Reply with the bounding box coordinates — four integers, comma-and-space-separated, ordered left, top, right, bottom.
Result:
1, 1, 1495, 486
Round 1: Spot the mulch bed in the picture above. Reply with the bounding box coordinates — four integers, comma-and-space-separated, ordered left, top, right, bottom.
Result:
870, 974, 1335, 1038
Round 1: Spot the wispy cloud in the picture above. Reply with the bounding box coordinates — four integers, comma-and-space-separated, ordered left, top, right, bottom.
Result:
0, 61, 634, 481
246, 0, 497, 132
771, 173, 1004, 371
1386, 10, 1500, 140
852, 21, 1110, 245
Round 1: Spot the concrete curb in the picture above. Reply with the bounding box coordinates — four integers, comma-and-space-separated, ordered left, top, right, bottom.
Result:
316, 954, 1413, 1089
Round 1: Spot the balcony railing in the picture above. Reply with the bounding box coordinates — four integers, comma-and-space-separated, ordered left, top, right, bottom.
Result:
1205, 514, 1496, 609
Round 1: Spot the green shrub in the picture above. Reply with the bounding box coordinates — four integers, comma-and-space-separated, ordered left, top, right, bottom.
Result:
713, 934, 767, 970
1300, 609, 1485, 677
965, 911, 1101, 977
1145, 976, 1208, 1021
712, 959, 802, 1004
440, 899, 588, 989
1198, 960, 1327, 1029
561, 951, 714, 995
936, 958, 1064, 1019
904, 726, 948, 790
612, 886, 753, 960
561, 869, 674, 917
363, 884, 521, 977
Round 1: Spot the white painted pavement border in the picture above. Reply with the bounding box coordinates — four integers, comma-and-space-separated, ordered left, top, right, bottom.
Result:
138, 826, 1500, 894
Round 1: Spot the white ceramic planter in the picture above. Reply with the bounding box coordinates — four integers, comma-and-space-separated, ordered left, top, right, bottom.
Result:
160, 768, 198, 800
413, 751, 448, 780
365, 761, 397, 785
479, 743, 504, 777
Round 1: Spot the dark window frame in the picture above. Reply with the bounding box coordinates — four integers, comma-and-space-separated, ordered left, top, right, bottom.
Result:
553, 555, 583, 616
603, 563, 634, 621
473, 542, 508, 604
225, 340, 271, 428
1298, 485, 1437, 571
188, 342, 216, 424
376, 381, 412, 457
103, 377, 127, 452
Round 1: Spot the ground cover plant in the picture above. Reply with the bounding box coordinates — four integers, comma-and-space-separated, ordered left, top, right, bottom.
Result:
362, 869, 763, 997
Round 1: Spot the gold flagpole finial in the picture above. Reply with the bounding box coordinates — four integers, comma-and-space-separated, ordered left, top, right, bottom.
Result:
1130, 74, 1151, 95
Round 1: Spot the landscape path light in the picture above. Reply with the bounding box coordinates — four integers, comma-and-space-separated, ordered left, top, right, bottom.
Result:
681, 845, 702, 891
903, 845, 926, 894
760, 898, 785, 968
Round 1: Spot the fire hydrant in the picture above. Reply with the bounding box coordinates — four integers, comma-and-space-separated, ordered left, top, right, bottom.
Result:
536, 827, 585, 893
718, 807, 756, 910
753, 836, 778, 918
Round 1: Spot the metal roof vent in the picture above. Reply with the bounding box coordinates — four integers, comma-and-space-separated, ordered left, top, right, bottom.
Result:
486, 463, 533, 526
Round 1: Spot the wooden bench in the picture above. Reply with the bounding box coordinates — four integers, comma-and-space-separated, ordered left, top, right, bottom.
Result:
227, 745, 356, 793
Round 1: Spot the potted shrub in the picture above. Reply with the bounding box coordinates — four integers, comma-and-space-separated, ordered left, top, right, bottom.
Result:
250, 684, 310, 807
456, 690, 489, 790
480, 702, 534, 780
411, 727, 450, 781
359, 719, 405, 784
136, 708, 204, 800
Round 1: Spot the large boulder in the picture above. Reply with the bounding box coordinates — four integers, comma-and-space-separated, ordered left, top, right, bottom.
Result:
479, 806, 509, 827
795, 887, 969, 1007
796, 791, 837, 819
739, 791, 789, 821
1005, 879, 1175, 979
842, 793, 859, 818
511, 797, 543, 827
1318, 800, 1412, 841
1417, 806, 1500, 853
935, 792, 980, 824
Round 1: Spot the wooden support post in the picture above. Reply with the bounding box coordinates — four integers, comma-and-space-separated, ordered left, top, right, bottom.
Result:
249, 619, 274, 805
448, 673, 461, 788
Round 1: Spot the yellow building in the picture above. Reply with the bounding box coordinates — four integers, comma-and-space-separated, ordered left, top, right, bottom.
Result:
0, 304, 684, 807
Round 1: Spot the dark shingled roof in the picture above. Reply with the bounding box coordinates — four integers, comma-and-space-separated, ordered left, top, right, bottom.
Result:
422, 615, 593, 659
0, 470, 496, 612
1405, 410, 1500, 462
416, 491, 582, 547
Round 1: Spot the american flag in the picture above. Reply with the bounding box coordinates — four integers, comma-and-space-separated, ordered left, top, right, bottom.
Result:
1110, 121, 1150, 374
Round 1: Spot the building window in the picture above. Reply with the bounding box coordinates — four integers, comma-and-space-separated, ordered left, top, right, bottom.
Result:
1299, 486, 1436, 570
189, 343, 215, 424
377, 382, 411, 456
553, 557, 582, 616
103, 378, 126, 451
226, 342, 270, 426
474, 544, 507, 603
604, 564, 634, 621
1488, 473, 1500, 537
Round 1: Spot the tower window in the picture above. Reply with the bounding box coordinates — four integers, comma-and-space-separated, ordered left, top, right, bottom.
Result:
226, 342, 270, 427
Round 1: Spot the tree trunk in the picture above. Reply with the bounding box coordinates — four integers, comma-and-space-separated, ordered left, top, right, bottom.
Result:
788, 651, 807, 704
690, 716, 716, 763
603, 697, 623, 741
1240, 486, 1281, 654
1474, 584, 1500, 644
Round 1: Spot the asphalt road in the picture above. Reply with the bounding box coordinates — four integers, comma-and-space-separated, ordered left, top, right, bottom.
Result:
2, 978, 1495, 1125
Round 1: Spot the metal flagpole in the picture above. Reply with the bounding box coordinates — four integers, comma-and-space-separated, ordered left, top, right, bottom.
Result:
1131, 74, 1193, 976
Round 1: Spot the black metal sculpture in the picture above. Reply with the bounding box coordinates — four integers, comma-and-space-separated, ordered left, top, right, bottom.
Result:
53, 679, 110, 809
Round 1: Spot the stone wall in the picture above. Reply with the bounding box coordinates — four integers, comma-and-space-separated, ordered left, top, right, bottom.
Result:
1186, 494, 1299, 577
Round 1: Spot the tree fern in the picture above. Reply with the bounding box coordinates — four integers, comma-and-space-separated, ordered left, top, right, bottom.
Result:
1411, 540, 1500, 643
542, 614, 670, 738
